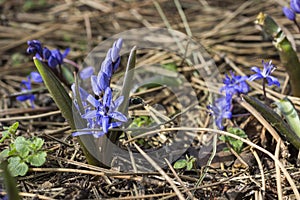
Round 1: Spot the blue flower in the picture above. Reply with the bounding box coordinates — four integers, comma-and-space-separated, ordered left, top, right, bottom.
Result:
16, 78, 35, 106
72, 87, 127, 138
283, 0, 300, 21
72, 38, 127, 138
43, 48, 70, 68
220, 71, 249, 97
29, 71, 43, 83
27, 40, 43, 56
291, 0, 300, 13
207, 97, 232, 130
283, 7, 296, 21
16, 72, 43, 108
27, 40, 70, 68
248, 60, 280, 87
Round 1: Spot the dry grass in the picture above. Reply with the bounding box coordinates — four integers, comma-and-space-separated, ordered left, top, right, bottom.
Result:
1, 0, 300, 199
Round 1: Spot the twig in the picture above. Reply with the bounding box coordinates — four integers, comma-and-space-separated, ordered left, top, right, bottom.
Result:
132, 142, 185, 200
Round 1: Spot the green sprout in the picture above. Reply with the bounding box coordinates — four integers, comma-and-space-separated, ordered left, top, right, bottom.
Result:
173, 155, 196, 171
219, 127, 247, 154
0, 122, 47, 177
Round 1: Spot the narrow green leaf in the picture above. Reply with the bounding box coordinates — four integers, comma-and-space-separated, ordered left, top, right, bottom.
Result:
0, 160, 20, 200
243, 95, 300, 149
275, 97, 300, 138
33, 58, 75, 128
61, 65, 75, 85
8, 122, 19, 135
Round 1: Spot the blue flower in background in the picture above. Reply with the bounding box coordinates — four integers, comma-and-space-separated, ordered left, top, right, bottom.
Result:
248, 60, 280, 87
283, 0, 300, 21
16, 72, 43, 108
283, 7, 296, 21
220, 71, 249, 97
27, 40, 43, 56
207, 97, 232, 130
27, 40, 70, 68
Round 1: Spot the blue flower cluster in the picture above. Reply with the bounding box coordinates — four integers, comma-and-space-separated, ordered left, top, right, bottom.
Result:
16, 72, 43, 108
72, 38, 127, 138
208, 60, 279, 130
27, 40, 70, 68
208, 72, 249, 129
283, 0, 300, 21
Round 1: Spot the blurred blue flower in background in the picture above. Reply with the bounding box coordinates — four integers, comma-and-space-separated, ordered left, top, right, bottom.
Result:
207, 97, 232, 130
16, 72, 43, 108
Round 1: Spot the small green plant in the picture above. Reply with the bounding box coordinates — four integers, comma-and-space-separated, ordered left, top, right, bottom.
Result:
173, 155, 196, 171
219, 127, 247, 154
0, 122, 47, 177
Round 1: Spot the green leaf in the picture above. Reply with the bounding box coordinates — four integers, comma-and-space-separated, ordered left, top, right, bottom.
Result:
8, 122, 19, 135
173, 159, 187, 169
162, 63, 177, 72
33, 58, 75, 128
14, 136, 30, 158
275, 97, 300, 138
186, 161, 193, 170
61, 65, 75, 85
27, 151, 47, 166
0, 149, 10, 160
0, 131, 10, 143
8, 157, 28, 177
31, 137, 44, 151
243, 95, 300, 149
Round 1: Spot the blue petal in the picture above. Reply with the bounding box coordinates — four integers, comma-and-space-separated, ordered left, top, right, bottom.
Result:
30, 72, 43, 83
43, 47, 51, 59
16, 95, 31, 101
63, 47, 70, 58
113, 57, 121, 72
103, 87, 112, 107
250, 66, 262, 74
91, 75, 100, 95
102, 116, 109, 133
113, 96, 124, 109
48, 56, 58, 68
108, 121, 123, 129
80, 66, 94, 80
115, 38, 123, 50
266, 76, 280, 87
283, 7, 296, 21
291, 0, 300, 13
110, 111, 127, 122
248, 73, 263, 81
82, 110, 97, 119
72, 130, 92, 137
111, 46, 119, 62
98, 72, 109, 92
86, 94, 100, 107
100, 57, 113, 77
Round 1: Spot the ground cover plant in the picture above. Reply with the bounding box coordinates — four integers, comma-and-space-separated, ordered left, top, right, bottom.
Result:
1, 0, 300, 199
